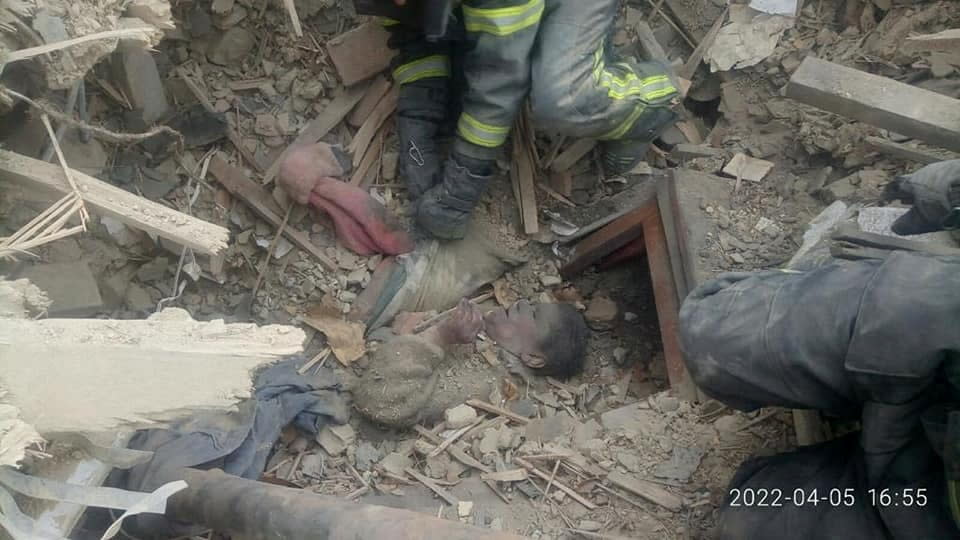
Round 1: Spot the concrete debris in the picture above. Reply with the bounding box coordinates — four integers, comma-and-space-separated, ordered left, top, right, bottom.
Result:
706, 12, 794, 72
723, 153, 774, 182
653, 446, 705, 482
445, 404, 479, 429
317, 426, 346, 455
207, 27, 256, 66
354, 441, 383, 472
18, 262, 104, 317
124, 283, 155, 312
378, 452, 413, 478
457, 501, 474, 518
114, 44, 169, 125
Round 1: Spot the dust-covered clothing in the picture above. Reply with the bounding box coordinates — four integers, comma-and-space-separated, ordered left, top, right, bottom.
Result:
679, 252, 960, 539
385, 0, 680, 161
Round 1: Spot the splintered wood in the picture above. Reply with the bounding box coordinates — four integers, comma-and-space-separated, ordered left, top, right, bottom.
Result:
0, 305, 305, 433
0, 149, 229, 256
510, 113, 540, 235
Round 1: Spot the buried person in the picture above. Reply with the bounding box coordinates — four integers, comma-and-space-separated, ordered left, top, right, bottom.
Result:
352, 299, 588, 428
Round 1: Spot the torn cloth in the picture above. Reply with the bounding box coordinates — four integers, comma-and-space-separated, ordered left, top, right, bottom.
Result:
278, 142, 413, 256
115, 360, 348, 538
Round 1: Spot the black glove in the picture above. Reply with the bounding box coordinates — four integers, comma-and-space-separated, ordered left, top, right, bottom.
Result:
882, 159, 960, 235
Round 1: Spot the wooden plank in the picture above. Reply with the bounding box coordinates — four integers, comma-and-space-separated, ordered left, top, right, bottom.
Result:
348, 76, 392, 127
656, 180, 688, 302
785, 57, 960, 153
550, 139, 596, 173
348, 88, 398, 166
481, 469, 529, 482
0, 149, 229, 256
208, 155, 337, 270
281, 0, 303, 37
511, 121, 540, 235
263, 84, 369, 184
641, 202, 697, 401
607, 471, 683, 512
864, 136, 957, 164
326, 23, 397, 86
0, 307, 305, 433
350, 130, 384, 187
678, 7, 728, 80
560, 204, 654, 279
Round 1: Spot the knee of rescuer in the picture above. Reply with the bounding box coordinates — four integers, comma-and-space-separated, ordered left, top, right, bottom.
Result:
529, 85, 581, 134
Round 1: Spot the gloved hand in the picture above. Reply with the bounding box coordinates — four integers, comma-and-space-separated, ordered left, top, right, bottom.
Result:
882, 159, 960, 235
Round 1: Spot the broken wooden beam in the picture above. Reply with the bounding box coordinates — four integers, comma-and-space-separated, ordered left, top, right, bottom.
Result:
208, 154, 337, 270
0, 304, 305, 433
0, 149, 229, 256
550, 139, 596, 173
326, 23, 397, 86
785, 57, 960, 153
466, 400, 531, 426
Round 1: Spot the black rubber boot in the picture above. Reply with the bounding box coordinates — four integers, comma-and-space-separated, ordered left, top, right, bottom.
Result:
600, 104, 679, 175
417, 155, 493, 240
397, 78, 451, 200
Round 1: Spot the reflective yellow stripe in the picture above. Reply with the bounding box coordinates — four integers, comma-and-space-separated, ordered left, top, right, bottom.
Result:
600, 103, 647, 140
457, 112, 510, 148
463, 0, 544, 36
381, 18, 400, 26
393, 55, 451, 84
592, 43, 677, 102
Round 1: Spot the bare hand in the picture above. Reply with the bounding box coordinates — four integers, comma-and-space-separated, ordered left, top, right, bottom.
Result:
436, 298, 484, 345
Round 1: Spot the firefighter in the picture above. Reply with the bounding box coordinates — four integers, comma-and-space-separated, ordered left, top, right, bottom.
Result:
386, 0, 681, 239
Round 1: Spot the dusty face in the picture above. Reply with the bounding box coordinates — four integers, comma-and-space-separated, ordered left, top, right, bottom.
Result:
483, 300, 549, 368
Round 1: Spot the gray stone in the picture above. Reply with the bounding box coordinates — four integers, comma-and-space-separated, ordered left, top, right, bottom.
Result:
444, 404, 478, 429
572, 419, 601, 449
317, 426, 346, 455
525, 413, 575, 443
136, 257, 170, 283
20, 262, 103, 317
509, 399, 537, 418
354, 441, 382, 472
207, 27, 256, 66
378, 452, 412, 477
478, 428, 500, 456
578, 520, 602, 532
653, 446, 705, 482
600, 403, 657, 434
616, 451, 642, 473
300, 453, 324, 478
124, 283, 155, 312
115, 44, 169, 125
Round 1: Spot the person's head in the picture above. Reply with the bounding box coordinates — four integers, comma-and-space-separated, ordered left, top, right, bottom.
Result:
484, 300, 588, 379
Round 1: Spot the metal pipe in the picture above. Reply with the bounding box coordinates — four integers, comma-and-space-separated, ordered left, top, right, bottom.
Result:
166, 468, 526, 540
